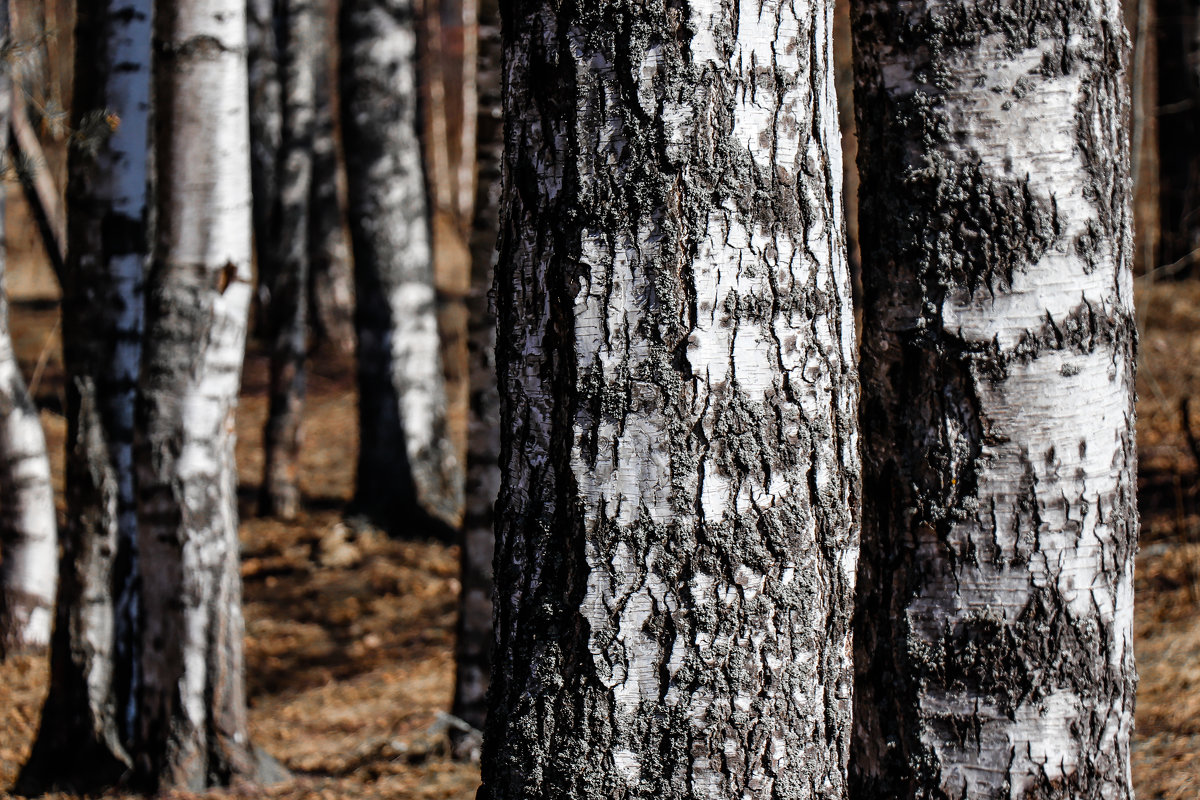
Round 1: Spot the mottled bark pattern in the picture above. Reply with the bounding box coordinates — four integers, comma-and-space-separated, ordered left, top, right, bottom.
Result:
341, 0, 464, 533
136, 0, 257, 789
482, 1, 859, 798
248, 0, 282, 304
850, 0, 1137, 796
16, 0, 150, 790
0, 0, 56, 661
450, 0, 499, 760
261, 0, 319, 519
308, 0, 356, 356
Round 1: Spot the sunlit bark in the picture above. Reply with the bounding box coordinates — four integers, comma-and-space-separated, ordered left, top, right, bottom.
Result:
850, 0, 1138, 795
135, 0, 259, 788
482, 1, 859, 796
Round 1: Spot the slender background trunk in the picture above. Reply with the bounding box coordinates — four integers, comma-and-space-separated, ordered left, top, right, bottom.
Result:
135, 0, 259, 788
0, 0, 57, 662
482, 1, 859, 797
850, 0, 1138, 795
421, 0, 473, 479
247, 0, 282, 324
340, 0, 463, 535
449, 0, 498, 760
1157, 0, 1200, 271
308, 0, 356, 357
261, 0, 319, 519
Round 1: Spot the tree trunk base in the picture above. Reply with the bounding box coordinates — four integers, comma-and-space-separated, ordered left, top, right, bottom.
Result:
13, 733, 129, 797
259, 481, 301, 520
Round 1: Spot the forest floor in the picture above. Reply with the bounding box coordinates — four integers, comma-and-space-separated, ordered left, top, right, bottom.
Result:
1, 279, 1200, 799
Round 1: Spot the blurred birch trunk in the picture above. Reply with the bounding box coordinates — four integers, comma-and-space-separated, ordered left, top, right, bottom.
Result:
341, 0, 463, 535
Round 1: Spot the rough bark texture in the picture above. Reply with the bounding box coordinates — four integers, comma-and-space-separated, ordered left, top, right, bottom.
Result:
449, 0, 499, 761
340, 0, 464, 535
0, 0, 57, 662
135, 0, 258, 789
849, 0, 1138, 796
15, 0, 150, 792
480, 1, 859, 798
261, 0, 318, 520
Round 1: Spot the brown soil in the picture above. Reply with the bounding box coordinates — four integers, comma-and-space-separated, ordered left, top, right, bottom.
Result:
3, 278, 1200, 799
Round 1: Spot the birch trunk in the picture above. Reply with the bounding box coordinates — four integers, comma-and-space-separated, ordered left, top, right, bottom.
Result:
0, 0, 56, 662
449, 0, 498, 760
0, 292, 57, 657
15, 0, 150, 791
308, 0, 356, 357
248, 0, 281, 315
447, 0, 476, 223
340, 0, 463, 534
481, 1, 859, 797
261, 0, 318, 519
135, 0, 258, 788
1157, 0, 1200, 267
422, 0, 472, 477
849, 0, 1138, 795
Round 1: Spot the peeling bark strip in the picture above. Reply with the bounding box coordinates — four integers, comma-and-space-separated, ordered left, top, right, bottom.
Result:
135, 0, 257, 789
481, 0, 859, 797
849, 0, 1137, 796
450, 0, 500, 759
0, 0, 56, 661
16, 0, 150, 791
340, 0, 464, 533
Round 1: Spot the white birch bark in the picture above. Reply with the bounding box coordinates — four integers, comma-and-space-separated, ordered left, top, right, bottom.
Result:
341, 0, 464, 533
16, 2, 151, 790
261, 0, 318, 519
135, 0, 258, 788
482, 0, 859, 797
0, 0, 56, 660
850, 0, 1138, 796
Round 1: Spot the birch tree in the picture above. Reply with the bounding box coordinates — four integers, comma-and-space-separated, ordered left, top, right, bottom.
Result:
849, 0, 1138, 795
248, 0, 281, 307
1157, 0, 1200, 268
261, 0, 319, 519
480, 0, 859, 797
0, 0, 56, 661
16, 0, 150, 791
134, 0, 260, 787
0, 279, 56, 658
449, 0, 498, 760
308, 0, 355, 357
340, 0, 463, 534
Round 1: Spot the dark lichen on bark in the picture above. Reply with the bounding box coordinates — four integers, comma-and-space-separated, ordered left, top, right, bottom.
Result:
851, 0, 1137, 794
484, 0, 857, 798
